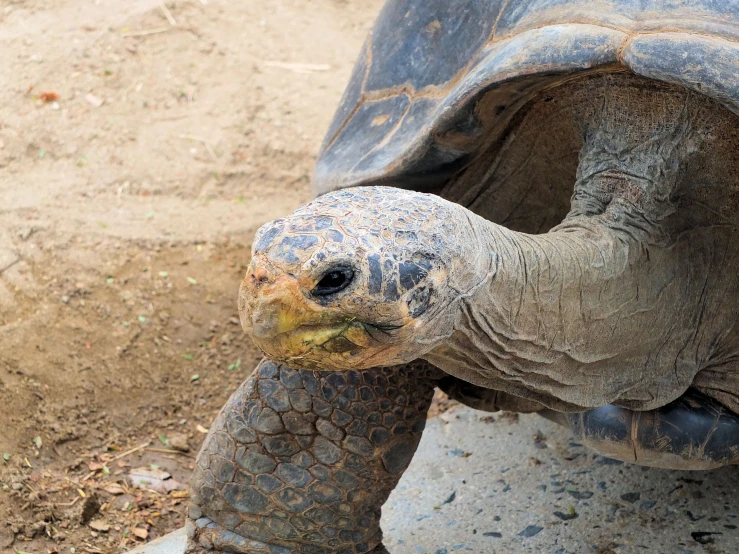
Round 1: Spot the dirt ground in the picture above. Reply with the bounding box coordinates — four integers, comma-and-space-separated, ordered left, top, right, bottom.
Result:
0, 0, 386, 551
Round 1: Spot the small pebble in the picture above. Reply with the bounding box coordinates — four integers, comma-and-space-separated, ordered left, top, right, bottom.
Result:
567, 489, 593, 500
86, 93, 104, 107
169, 432, 190, 452
691, 531, 721, 545
620, 492, 641, 503
518, 525, 543, 538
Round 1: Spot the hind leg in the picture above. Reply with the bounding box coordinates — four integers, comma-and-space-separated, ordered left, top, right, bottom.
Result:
187, 358, 440, 553
554, 389, 739, 470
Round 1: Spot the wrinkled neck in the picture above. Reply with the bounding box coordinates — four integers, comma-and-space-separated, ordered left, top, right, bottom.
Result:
447, 214, 633, 359
422, 210, 642, 411
423, 203, 739, 413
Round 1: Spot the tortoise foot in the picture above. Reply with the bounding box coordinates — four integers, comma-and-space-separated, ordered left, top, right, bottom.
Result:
186, 518, 390, 553
185, 518, 294, 553
187, 529, 389, 554
186, 520, 390, 553
186, 517, 265, 553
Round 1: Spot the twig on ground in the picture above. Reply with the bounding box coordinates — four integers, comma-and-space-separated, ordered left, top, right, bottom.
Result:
52, 444, 64, 458
110, 441, 151, 463
121, 27, 171, 37
146, 447, 194, 458
123, 81, 143, 103
159, 1, 177, 26
264, 61, 331, 74
42, 497, 80, 508
0, 257, 21, 276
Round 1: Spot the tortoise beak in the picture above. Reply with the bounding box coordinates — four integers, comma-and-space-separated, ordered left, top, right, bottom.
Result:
239, 256, 310, 339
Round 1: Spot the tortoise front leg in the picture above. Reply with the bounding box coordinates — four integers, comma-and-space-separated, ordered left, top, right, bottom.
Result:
186, 358, 440, 554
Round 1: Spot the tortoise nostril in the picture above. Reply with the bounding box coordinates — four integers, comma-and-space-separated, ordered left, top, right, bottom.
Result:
248, 264, 272, 286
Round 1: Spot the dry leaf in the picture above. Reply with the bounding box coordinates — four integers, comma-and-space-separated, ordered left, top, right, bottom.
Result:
129, 466, 185, 493
89, 520, 110, 532
104, 484, 125, 495
39, 92, 59, 103
132, 527, 148, 540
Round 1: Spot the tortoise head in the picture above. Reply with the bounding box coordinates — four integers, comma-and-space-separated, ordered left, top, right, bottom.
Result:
239, 187, 466, 370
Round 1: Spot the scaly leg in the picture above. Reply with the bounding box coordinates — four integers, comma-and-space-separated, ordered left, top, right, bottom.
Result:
186, 358, 440, 554
548, 388, 739, 470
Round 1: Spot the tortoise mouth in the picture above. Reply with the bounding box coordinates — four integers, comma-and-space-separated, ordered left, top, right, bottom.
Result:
252, 320, 370, 364
249, 319, 409, 371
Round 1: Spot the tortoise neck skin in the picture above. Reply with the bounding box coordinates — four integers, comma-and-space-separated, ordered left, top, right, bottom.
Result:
422, 212, 734, 413
423, 84, 739, 413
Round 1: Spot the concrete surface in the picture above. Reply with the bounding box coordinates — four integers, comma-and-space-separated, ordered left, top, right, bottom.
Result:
131, 408, 739, 554
129, 527, 186, 554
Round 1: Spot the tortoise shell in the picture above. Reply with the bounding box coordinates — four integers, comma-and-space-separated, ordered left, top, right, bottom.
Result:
314, 0, 739, 195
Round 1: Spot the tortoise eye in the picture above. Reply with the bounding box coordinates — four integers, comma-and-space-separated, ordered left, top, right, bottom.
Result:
312, 266, 354, 297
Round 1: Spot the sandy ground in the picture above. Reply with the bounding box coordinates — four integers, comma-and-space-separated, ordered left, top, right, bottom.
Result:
0, 0, 381, 551
2, 2, 738, 554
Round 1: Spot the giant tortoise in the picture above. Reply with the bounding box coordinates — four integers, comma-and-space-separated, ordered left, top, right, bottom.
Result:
186, 1, 739, 552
